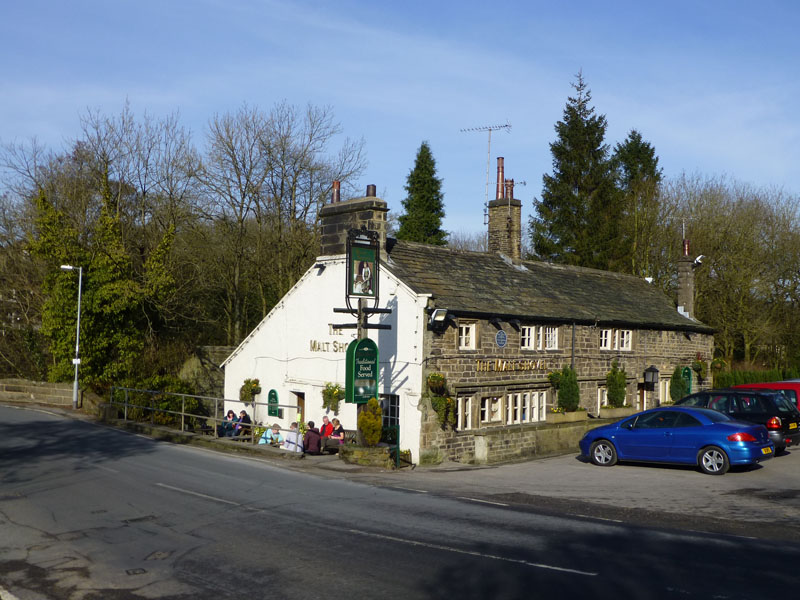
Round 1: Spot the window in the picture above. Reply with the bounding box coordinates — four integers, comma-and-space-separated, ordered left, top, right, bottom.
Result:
600, 328, 633, 351
520, 325, 558, 350
458, 322, 476, 350
480, 396, 501, 423
600, 329, 612, 350
456, 395, 472, 430
379, 394, 399, 429
616, 329, 632, 351
520, 326, 533, 349
544, 326, 558, 350
507, 393, 523, 424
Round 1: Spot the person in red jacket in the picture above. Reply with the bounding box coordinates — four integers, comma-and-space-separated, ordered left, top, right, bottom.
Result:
319, 415, 334, 438
303, 421, 322, 455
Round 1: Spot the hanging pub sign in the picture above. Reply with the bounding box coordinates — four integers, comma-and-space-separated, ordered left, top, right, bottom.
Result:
345, 338, 379, 404
346, 227, 379, 300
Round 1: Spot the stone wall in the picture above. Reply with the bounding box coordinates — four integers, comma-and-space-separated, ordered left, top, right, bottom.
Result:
425, 319, 713, 410
432, 418, 609, 465
0, 378, 74, 407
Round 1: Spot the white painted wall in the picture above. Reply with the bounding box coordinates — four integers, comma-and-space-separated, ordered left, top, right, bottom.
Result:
222, 255, 428, 459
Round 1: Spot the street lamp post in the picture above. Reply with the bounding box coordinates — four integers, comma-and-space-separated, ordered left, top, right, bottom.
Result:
60, 265, 83, 409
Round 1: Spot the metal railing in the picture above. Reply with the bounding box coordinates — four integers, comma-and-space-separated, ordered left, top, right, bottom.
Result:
108, 387, 298, 442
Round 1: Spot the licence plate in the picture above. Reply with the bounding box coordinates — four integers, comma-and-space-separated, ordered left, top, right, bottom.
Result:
790, 422, 798, 429
762, 447, 773, 455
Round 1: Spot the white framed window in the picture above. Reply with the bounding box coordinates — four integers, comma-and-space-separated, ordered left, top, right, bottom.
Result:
520, 326, 533, 349
456, 395, 472, 430
544, 326, 558, 350
600, 329, 612, 350
529, 390, 547, 422
458, 322, 476, 350
506, 393, 522, 424
600, 328, 633, 351
615, 329, 632, 351
520, 325, 559, 350
480, 396, 501, 423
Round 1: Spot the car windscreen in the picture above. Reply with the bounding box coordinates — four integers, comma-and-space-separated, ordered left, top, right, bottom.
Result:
772, 395, 798, 414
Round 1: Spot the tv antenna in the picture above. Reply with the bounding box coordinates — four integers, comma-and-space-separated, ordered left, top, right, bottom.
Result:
461, 122, 511, 222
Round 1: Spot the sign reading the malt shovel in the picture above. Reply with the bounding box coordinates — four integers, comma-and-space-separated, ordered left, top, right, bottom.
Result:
346, 338, 379, 404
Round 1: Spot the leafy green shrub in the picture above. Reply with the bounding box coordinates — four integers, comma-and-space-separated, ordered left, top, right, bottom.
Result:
606, 360, 627, 408
670, 366, 688, 402
358, 397, 383, 447
557, 365, 580, 412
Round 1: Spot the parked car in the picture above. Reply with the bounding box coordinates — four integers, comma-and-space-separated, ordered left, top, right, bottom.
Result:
675, 388, 800, 453
731, 381, 800, 411
579, 406, 773, 475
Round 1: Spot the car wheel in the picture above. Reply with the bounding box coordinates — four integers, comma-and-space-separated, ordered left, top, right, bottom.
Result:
589, 440, 618, 466
698, 445, 729, 475
776, 445, 787, 455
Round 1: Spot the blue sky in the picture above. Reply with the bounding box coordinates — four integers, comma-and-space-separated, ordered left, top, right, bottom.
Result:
2, 0, 799, 234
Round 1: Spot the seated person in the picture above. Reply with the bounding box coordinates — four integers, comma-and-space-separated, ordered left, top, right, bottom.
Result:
303, 421, 322, 455
235, 410, 252, 437
323, 417, 345, 452
259, 424, 284, 446
217, 410, 237, 437
319, 415, 334, 438
282, 422, 303, 453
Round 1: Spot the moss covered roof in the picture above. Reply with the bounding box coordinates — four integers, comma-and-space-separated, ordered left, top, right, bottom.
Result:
385, 239, 712, 333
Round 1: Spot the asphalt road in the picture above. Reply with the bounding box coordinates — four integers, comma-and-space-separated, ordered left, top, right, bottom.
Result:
1, 404, 799, 600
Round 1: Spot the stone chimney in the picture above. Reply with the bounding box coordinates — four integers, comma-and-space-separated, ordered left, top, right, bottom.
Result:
677, 239, 695, 319
318, 183, 389, 259
487, 157, 522, 261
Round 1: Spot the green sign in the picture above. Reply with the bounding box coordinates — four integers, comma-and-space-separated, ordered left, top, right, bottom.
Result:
681, 367, 693, 394
349, 244, 377, 298
346, 338, 379, 404
268, 389, 279, 417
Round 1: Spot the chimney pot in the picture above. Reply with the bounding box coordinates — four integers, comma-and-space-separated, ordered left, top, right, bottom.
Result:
496, 157, 505, 200
331, 180, 341, 203
366, 184, 376, 197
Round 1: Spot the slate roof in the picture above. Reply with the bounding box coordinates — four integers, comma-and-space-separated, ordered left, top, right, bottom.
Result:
385, 239, 713, 333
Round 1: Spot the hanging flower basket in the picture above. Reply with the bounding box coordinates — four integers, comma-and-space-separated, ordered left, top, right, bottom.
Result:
322, 382, 344, 415
240, 378, 261, 403
427, 372, 447, 396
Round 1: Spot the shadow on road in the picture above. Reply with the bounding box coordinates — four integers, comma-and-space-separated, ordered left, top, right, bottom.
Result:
0, 411, 157, 484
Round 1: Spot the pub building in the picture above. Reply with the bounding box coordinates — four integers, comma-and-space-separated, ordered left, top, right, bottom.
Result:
222, 159, 714, 464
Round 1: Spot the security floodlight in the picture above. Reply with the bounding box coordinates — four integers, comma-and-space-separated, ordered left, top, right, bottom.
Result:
429, 309, 448, 325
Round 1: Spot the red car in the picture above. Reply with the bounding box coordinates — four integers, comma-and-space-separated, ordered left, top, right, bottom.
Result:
731, 381, 800, 411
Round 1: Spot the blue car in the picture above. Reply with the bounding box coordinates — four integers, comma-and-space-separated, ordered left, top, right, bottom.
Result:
579, 406, 774, 475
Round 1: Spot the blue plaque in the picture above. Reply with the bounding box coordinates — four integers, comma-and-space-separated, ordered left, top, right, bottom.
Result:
495, 330, 507, 348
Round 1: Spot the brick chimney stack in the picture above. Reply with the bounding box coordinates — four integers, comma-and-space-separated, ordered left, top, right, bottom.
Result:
487, 157, 522, 262
318, 183, 388, 260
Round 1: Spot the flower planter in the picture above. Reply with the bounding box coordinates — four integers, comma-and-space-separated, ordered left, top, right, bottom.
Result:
546, 411, 588, 424
598, 406, 635, 419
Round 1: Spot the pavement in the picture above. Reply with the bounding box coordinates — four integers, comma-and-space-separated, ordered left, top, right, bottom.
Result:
9, 401, 800, 542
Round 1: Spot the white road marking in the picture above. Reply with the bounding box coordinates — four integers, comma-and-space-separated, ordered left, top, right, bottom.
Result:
155, 482, 240, 506
347, 529, 598, 576
457, 496, 509, 506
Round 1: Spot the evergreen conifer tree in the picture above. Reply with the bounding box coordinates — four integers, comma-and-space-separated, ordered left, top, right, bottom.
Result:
396, 141, 447, 245
531, 72, 624, 270
613, 130, 664, 277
